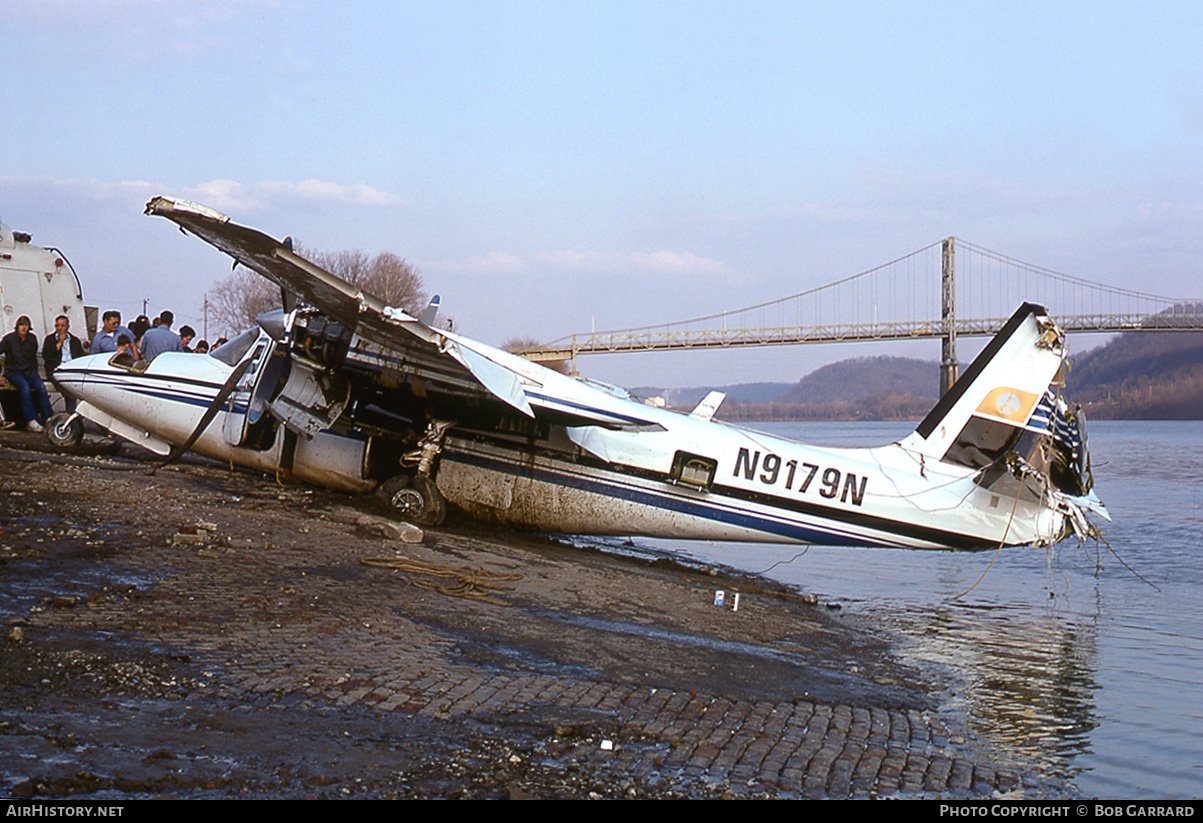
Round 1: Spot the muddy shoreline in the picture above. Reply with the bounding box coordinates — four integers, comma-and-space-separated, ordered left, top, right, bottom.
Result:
1, 433, 1046, 799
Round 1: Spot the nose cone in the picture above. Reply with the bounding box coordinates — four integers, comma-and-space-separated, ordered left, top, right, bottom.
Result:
51, 352, 104, 394
255, 309, 288, 341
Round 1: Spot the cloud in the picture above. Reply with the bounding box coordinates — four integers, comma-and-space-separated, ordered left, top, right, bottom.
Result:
187, 178, 402, 211
460, 251, 527, 274
3, 0, 284, 60
629, 249, 725, 275
0, 176, 403, 214
261, 179, 403, 207
456, 248, 727, 277
1137, 199, 1203, 222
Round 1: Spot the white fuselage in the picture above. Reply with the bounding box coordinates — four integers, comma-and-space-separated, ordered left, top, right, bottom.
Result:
435, 406, 1064, 550
52, 338, 1066, 551
57, 197, 1098, 557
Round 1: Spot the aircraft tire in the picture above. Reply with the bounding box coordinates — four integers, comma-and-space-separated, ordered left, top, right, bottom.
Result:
377, 474, 446, 527
46, 413, 84, 450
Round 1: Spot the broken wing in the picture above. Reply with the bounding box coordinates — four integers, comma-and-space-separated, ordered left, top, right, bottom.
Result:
145, 196, 661, 430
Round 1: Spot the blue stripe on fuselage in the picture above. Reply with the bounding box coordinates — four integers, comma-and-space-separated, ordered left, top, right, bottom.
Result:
443, 450, 912, 548
58, 371, 246, 415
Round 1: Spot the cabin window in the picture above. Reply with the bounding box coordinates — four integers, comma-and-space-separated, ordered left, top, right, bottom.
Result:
671, 451, 717, 490
211, 327, 260, 366
107, 352, 149, 373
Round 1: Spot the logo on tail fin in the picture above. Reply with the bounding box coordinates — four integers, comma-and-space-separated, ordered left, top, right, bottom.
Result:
976, 387, 1039, 425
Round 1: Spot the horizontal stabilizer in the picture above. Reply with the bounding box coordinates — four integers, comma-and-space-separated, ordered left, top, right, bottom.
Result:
689, 391, 726, 421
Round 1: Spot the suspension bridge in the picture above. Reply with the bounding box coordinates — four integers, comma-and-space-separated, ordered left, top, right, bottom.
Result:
519, 238, 1203, 393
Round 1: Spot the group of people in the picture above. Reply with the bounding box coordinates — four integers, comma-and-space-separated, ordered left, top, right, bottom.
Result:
0, 308, 210, 433
90, 309, 206, 361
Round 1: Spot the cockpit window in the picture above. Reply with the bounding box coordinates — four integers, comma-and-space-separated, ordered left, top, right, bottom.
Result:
210, 328, 260, 366
107, 352, 148, 373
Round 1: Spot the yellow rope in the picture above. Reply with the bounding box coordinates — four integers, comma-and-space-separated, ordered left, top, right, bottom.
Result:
361, 556, 522, 606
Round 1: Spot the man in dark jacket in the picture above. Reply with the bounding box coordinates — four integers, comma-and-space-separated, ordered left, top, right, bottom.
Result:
0, 315, 54, 431
43, 314, 85, 412
43, 315, 85, 372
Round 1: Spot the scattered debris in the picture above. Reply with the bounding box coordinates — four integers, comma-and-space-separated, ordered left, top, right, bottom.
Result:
172, 520, 222, 548
355, 514, 424, 544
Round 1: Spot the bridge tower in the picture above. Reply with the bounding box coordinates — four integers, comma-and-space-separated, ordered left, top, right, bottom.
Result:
940, 237, 959, 396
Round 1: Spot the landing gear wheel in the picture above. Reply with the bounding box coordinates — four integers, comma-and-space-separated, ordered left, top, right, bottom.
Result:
376, 475, 446, 527
46, 413, 84, 450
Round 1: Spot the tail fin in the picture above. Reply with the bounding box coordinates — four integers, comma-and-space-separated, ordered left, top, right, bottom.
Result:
901, 303, 1067, 466
419, 294, 441, 326
689, 390, 726, 421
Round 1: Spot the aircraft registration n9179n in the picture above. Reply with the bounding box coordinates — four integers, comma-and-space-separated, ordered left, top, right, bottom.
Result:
47, 197, 1108, 551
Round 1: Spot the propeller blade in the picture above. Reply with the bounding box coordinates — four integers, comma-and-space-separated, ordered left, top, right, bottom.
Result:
151, 357, 253, 474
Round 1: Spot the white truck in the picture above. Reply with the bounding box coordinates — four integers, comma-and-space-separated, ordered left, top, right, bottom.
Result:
0, 220, 93, 340
0, 219, 95, 422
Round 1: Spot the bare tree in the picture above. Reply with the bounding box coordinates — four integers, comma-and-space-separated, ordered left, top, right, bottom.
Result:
364, 251, 426, 313
205, 245, 428, 337
207, 268, 280, 337
301, 247, 427, 316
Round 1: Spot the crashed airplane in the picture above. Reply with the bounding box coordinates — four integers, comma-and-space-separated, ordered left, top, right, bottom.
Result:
47, 197, 1107, 550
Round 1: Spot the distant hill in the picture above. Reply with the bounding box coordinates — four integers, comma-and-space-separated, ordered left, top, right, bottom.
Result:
721, 356, 937, 422
1071, 331, 1203, 419
629, 382, 793, 408
777, 356, 939, 404
634, 356, 939, 422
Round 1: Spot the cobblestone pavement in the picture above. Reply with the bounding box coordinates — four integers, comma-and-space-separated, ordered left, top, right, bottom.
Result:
0, 441, 1045, 798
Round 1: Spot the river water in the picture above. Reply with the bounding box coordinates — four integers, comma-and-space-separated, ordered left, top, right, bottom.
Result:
638, 420, 1202, 799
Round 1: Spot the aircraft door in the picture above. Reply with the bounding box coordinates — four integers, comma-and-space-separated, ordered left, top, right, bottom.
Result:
221, 338, 281, 449
246, 342, 290, 428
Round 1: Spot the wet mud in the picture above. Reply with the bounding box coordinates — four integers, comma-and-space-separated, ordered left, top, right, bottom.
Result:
0, 432, 1044, 798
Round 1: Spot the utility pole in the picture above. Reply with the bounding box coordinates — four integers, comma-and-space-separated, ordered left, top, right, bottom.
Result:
202, 294, 209, 340
939, 237, 958, 397
142, 297, 149, 317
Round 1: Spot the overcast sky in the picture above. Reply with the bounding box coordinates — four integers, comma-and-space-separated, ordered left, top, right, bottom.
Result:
3, 0, 1201, 388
